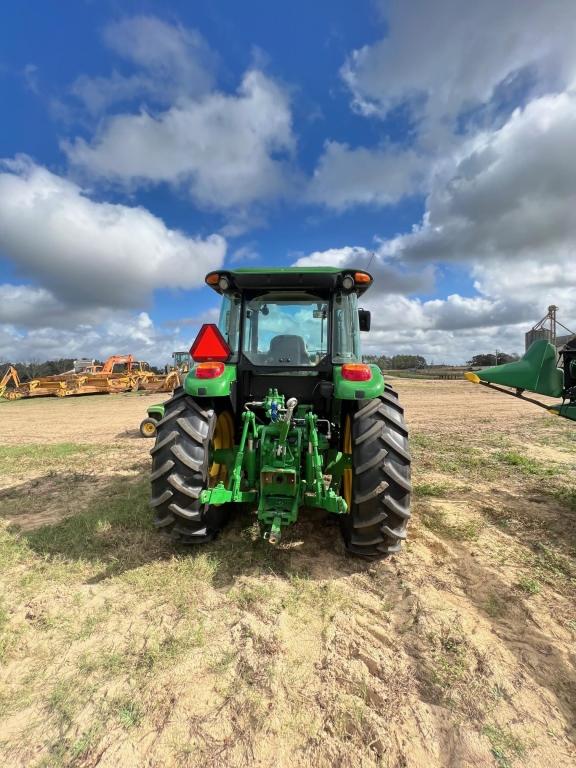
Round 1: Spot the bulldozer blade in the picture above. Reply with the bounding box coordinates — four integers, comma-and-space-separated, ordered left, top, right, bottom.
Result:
465, 340, 564, 398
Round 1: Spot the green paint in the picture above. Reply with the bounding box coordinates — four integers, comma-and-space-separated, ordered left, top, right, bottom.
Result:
467, 339, 576, 424
199, 387, 348, 540
333, 364, 385, 400
549, 403, 576, 421
473, 340, 564, 397
230, 267, 345, 275
184, 364, 236, 398
147, 403, 165, 419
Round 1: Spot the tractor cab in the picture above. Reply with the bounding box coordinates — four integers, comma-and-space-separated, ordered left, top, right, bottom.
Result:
193, 268, 374, 420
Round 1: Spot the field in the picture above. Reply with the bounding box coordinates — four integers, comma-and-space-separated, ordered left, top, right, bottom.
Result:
0, 380, 575, 768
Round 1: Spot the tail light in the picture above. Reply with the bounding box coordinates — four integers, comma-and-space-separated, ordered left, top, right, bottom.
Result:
195, 362, 225, 379
341, 363, 372, 381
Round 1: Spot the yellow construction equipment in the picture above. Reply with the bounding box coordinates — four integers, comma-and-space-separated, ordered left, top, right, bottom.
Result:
134, 352, 191, 393
0, 366, 23, 399
0, 352, 191, 400
1, 356, 142, 400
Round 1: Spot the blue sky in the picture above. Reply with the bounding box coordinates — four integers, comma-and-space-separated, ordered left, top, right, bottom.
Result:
1, 0, 576, 364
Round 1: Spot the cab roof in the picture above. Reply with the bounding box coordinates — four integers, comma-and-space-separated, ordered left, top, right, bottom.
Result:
205, 267, 374, 296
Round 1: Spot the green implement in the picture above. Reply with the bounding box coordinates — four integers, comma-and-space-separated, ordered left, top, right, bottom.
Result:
465, 338, 576, 422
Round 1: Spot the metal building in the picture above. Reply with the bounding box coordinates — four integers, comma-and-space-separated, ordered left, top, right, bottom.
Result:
525, 306, 575, 351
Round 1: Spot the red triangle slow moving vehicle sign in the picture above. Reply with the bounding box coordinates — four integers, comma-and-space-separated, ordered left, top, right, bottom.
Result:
190, 324, 231, 362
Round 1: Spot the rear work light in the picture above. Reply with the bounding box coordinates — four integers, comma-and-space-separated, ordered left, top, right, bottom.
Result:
342, 271, 373, 291
190, 324, 231, 363
195, 361, 225, 379
341, 363, 372, 381
205, 272, 232, 292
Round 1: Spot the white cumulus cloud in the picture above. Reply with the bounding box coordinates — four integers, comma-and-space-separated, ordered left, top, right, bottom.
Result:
307, 141, 425, 210
0, 309, 195, 367
0, 157, 226, 309
65, 70, 295, 211
378, 90, 576, 280
343, 0, 576, 132
294, 246, 434, 296
70, 16, 216, 114
298, 87, 576, 360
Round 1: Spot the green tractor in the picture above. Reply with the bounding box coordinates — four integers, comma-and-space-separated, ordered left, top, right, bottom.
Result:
465, 338, 576, 421
140, 403, 165, 438
150, 267, 412, 558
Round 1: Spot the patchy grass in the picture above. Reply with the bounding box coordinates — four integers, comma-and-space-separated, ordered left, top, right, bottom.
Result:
230, 580, 276, 611
284, 574, 350, 621
483, 723, 527, 767
23, 477, 154, 570
411, 616, 495, 720
420, 506, 484, 541
516, 576, 541, 595
47, 678, 84, 729
413, 431, 563, 483
0, 443, 96, 461
550, 486, 576, 511
0, 381, 575, 767
410, 433, 436, 450
483, 593, 508, 618
116, 699, 144, 729
428, 630, 468, 696
495, 450, 559, 476
413, 481, 452, 498
530, 543, 575, 585
0, 443, 102, 476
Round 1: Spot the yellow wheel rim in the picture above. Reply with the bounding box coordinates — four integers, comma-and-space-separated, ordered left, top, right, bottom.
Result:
342, 414, 352, 510
142, 421, 156, 437
210, 411, 234, 484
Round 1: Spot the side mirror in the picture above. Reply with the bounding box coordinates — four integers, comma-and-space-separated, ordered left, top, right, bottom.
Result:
358, 309, 371, 332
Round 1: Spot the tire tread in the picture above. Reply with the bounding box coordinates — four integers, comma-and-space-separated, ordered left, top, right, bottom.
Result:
341, 384, 412, 559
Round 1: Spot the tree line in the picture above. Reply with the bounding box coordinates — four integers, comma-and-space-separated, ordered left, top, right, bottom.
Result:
466, 353, 520, 367
1, 358, 80, 380
364, 352, 521, 370
364, 354, 428, 370
1, 358, 167, 380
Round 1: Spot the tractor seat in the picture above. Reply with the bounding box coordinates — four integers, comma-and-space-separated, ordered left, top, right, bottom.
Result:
267, 335, 310, 365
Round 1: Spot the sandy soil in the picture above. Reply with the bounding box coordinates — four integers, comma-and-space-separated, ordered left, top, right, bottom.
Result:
0, 379, 574, 768
0, 391, 161, 445
0, 378, 557, 445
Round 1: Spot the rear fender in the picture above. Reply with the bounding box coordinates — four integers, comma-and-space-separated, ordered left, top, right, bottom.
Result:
333, 364, 385, 400
147, 404, 165, 420
184, 364, 237, 398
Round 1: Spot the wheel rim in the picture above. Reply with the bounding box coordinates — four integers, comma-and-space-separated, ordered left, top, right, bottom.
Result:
342, 414, 352, 509
209, 411, 234, 484
142, 420, 156, 437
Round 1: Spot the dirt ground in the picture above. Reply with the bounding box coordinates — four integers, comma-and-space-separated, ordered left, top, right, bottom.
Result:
0, 379, 574, 767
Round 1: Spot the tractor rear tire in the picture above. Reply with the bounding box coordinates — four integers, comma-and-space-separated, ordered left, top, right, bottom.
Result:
150, 389, 231, 543
341, 385, 412, 559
